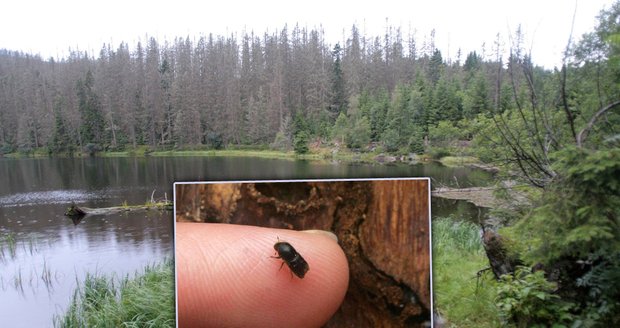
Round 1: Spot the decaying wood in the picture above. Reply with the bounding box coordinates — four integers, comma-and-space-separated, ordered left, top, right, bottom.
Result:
481, 228, 521, 279
65, 202, 173, 217
175, 180, 431, 327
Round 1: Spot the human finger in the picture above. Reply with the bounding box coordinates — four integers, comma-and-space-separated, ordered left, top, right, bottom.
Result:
176, 222, 349, 328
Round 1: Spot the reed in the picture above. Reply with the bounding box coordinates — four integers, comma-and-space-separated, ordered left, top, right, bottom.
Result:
54, 259, 175, 328
3, 232, 17, 258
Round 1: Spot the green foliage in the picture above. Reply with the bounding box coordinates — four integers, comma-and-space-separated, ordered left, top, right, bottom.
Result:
495, 267, 575, 327
293, 130, 309, 154
49, 97, 75, 155
77, 70, 105, 146
0, 143, 14, 155
407, 126, 425, 154
271, 131, 291, 151
431, 76, 462, 122
432, 218, 500, 327
464, 51, 482, 74
330, 43, 347, 118
369, 91, 389, 141
386, 84, 411, 140
346, 116, 371, 149
462, 72, 490, 118
428, 147, 451, 160
380, 128, 400, 153
0, 4, 617, 157
575, 2, 620, 77
428, 120, 461, 148
427, 49, 444, 85
513, 147, 620, 264
502, 147, 620, 324
574, 253, 620, 325
83, 143, 102, 156
206, 132, 224, 150
293, 113, 311, 154
331, 112, 348, 144
55, 260, 175, 327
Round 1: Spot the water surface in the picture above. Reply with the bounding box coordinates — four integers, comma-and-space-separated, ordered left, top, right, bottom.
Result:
0, 156, 492, 327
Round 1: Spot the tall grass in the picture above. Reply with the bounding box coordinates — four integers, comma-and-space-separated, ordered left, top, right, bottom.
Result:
432, 218, 500, 327
1, 232, 41, 260
1, 232, 18, 258
54, 259, 175, 328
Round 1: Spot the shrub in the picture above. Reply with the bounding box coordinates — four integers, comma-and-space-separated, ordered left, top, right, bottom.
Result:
206, 132, 224, 150
271, 131, 291, 151
496, 267, 574, 326
293, 130, 309, 154
381, 129, 400, 153
83, 143, 102, 156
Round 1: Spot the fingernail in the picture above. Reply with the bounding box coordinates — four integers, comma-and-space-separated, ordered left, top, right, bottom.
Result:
302, 229, 338, 242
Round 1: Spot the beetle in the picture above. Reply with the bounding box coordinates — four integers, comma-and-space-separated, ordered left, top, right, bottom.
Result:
271, 237, 309, 279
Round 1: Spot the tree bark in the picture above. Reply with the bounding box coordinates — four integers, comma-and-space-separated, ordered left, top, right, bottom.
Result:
175, 180, 431, 327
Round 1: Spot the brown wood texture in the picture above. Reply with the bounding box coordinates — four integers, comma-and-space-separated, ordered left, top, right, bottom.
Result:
175, 180, 431, 327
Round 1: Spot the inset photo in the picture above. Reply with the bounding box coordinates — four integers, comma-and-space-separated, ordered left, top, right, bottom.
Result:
174, 178, 432, 327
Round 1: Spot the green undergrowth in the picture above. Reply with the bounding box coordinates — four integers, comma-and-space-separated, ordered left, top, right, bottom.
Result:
54, 259, 175, 328
438, 156, 480, 167
432, 218, 500, 327
150, 148, 304, 159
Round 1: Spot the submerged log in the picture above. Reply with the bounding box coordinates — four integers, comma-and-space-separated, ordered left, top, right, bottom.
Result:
65, 202, 173, 217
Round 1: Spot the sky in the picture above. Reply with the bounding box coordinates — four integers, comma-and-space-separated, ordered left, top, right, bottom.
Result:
0, 0, 615, 68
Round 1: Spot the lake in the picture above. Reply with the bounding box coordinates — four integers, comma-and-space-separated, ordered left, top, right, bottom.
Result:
0, 156, 493, 327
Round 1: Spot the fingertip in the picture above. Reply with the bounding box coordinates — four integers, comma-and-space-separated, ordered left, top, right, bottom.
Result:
300, 229, 339, 242
176, 224, 349, 328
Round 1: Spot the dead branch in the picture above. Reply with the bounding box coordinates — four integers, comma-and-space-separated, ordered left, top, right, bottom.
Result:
576, 99, 620, 147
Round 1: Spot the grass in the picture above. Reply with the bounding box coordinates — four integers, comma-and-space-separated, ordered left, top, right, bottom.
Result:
41, 258, 53, 287
432, 218, 500, 327
2, 144, 393, 163
0, 232, 18, 259
54, 259, 175, 328
439, 156, 480, 167
150, 148, 317, 160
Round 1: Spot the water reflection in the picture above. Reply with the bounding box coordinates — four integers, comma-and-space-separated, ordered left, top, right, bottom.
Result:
0, 207, 172, 327
431, 197, 489, 223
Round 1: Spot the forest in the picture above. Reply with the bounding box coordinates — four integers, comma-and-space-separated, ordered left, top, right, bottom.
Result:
0, 8, 613, 158
2, 1, 620, 326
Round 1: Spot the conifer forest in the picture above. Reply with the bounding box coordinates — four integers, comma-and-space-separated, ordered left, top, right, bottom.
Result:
0, 11, 617, 160
1, 1, 620, 325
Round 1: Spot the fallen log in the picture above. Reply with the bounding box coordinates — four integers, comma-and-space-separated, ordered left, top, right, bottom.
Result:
432, 185, 529, 209
65, 202, 173, 217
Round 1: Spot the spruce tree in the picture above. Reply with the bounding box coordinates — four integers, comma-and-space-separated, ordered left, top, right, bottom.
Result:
49, 97, 73, 155
76, 70, 105, 147
329, 44, 347, 120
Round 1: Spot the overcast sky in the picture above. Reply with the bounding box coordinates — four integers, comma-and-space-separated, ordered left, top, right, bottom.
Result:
1, 0, 614, 68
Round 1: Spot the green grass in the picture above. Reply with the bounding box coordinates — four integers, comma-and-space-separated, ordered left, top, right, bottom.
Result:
439, 156, 480, 167
1, 232, 18, 258
149, 148, 329, 161
432, 218, 500, 327
54, 259, 175, 328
